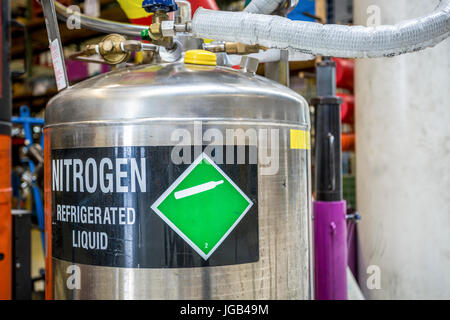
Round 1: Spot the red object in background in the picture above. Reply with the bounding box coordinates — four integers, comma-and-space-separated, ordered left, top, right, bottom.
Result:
130, 16, 153, 25
32, 0, 43, 17
0, 4, 2, 98
338, 93, 355, 125
0, 1, 11, 300
44, 131, 53, 300
33, 0, 72, 17
12, 137, 25, 146
334, 58, 354, 91
341, 133, 355, 151
130, 0, 219, 25
0, 135, 12, 300
189, 0, 219, 13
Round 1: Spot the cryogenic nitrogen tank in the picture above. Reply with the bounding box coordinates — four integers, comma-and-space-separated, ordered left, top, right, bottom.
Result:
43, 54, 312, 299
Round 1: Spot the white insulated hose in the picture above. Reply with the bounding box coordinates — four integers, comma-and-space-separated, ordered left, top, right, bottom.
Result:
244, 0, 285, 15
192, 0, 450, 58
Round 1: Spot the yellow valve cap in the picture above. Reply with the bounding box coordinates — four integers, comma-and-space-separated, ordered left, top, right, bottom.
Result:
184, 50, 217, 66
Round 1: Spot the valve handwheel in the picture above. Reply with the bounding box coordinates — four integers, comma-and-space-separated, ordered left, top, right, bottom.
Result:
142, 0, 179, 13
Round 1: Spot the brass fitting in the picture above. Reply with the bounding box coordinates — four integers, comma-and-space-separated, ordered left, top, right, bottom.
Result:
83, 44, 99, 57
72, 34, 158, 66
225, 42, 263, 55
148, 10, 173, 48
97, 34, 131, 65
203, 42, 266, 55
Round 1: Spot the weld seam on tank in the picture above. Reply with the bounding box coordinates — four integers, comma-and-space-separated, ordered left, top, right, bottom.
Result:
43, 118, 310, 128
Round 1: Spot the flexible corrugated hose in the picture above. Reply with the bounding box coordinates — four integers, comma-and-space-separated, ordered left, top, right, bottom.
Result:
52, 0, 450, 58
192, 0, 450, 58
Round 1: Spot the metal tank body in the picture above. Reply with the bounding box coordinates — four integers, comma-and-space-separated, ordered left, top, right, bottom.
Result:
44, 62, 312, 299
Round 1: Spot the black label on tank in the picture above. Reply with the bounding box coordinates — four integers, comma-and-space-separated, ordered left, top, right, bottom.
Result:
51, 146, 258, 268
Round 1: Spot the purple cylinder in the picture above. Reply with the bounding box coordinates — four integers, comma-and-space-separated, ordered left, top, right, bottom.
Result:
314, 200, 347, 300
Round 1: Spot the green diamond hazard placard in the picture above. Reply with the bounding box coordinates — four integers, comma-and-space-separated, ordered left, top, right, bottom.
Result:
151, 153, 254, 260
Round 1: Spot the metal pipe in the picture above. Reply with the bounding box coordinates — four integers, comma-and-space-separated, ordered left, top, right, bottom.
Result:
42, 0, 68, 91
53, 1, 147, 37
53, 0, 450, 58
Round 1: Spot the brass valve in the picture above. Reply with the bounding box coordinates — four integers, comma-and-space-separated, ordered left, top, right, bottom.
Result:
143, 10, 191, 49
148, 10, 173, 48
225, 42, 262, 55
203, 42, 267, 55
70, 34, 158, 66
97, 34, 131, 65
80, 34, 131, 65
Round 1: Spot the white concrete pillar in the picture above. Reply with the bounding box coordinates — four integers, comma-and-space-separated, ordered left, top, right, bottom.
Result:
354, 0, 450, 299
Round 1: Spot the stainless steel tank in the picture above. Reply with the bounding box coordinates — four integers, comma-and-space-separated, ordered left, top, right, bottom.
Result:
44, 60, 312, 299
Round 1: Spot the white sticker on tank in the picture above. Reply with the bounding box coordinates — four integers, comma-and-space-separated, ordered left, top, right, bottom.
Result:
50, 39, 68, 91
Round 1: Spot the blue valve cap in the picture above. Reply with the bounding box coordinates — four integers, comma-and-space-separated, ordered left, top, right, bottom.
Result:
142, 0, 178, 13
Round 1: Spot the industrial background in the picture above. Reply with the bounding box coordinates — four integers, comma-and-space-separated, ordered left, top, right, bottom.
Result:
0, 0, 449, 300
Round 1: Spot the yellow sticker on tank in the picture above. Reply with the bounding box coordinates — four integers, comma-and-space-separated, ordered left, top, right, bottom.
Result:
290, 130, 310, 150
